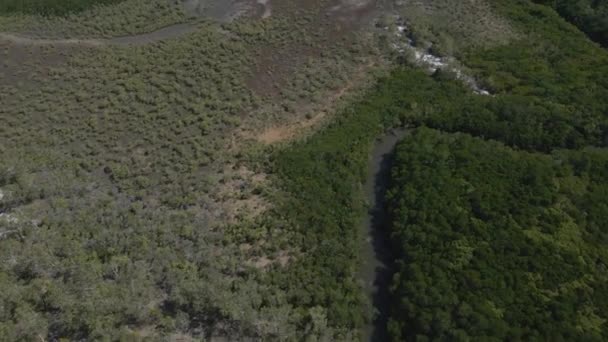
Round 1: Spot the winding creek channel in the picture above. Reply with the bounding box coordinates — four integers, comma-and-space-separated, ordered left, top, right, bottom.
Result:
0, 0, 273, 47
358, 35, 491, 339
360, 128, 408, 341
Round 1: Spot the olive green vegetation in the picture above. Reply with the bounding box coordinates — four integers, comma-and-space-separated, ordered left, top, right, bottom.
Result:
0, 6, 380, 340
270, 0, 608, 340
391, 0, 517, 56
0, 24, 257, 341
0, 0, 124, 15
387, 129, 608, 340
267, 71, 413, 337
534, 0, 608, 46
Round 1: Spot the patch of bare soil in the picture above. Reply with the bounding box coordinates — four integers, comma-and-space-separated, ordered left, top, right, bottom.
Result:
214, 165, 270, 224
0, 40, 72, 86
257, 0, 272, 19
246, 0, 384, 98
246, 249, 292, 270
257, 60, 378, 144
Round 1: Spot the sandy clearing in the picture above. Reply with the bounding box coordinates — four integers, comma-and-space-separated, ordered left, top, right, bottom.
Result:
257, 61, 377, 144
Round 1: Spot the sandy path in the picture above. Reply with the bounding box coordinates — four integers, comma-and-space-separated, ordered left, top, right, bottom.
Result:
0, 22, 197, 47
257, 61, 376, 144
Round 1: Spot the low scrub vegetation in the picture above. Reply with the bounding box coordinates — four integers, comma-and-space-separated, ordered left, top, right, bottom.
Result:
0, 3, 384, 340
0, 23, 259, 340
0, 0, 186, 38
391, 0, 517, 57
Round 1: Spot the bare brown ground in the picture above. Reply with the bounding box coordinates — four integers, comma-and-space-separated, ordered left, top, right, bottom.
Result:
257, 60, 378, 144
246, 0, 380, 98
246, 247, 293, 270
214, 165, 270, 224
257, 108, 326, 144
0, 40, 74, 86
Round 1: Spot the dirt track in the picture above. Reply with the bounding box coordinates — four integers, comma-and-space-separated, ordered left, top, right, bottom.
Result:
0, 0, 274, 47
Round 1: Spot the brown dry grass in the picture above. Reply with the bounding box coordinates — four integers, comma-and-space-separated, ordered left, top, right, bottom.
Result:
214, 165, 270, 224
247, 249, 292, 270
256, 60, 379, 144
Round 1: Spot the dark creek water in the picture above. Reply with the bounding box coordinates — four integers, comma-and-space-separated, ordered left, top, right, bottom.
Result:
360, 128, 408, 341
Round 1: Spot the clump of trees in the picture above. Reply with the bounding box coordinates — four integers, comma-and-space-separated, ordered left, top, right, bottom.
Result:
386, 128, 608, 340
534, 0, 608, 47
375, 1, 608, 340
0, 24, 262, 340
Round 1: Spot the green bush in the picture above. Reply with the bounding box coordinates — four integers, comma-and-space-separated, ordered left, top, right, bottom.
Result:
533, 0, 608, 46
386, 129, 608, 341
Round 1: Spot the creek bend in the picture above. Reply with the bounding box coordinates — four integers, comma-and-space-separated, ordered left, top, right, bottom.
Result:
360, 128, 408, 341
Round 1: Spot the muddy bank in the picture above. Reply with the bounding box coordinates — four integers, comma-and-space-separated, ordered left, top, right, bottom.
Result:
360, 128, 407, 341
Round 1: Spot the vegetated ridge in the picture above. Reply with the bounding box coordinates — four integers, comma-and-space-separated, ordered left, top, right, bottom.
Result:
533, 0, 608, 47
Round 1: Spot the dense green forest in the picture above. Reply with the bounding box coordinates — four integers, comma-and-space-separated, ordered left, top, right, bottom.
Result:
266, 0, 608, 338
386, 129, 608, 340
534, 0, 608, 46
265, 65, 419, 338
373, 0, 608, 340
0, 0, 123, 15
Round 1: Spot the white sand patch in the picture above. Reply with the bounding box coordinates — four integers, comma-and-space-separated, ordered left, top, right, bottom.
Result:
257, 0, 272, 19
389, 21, 491, 96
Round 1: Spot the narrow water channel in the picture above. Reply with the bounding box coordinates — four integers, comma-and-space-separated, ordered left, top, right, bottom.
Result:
360, 128, 408, 341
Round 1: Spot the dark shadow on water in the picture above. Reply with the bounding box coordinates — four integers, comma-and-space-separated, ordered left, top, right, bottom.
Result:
360, 128, 408, 342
